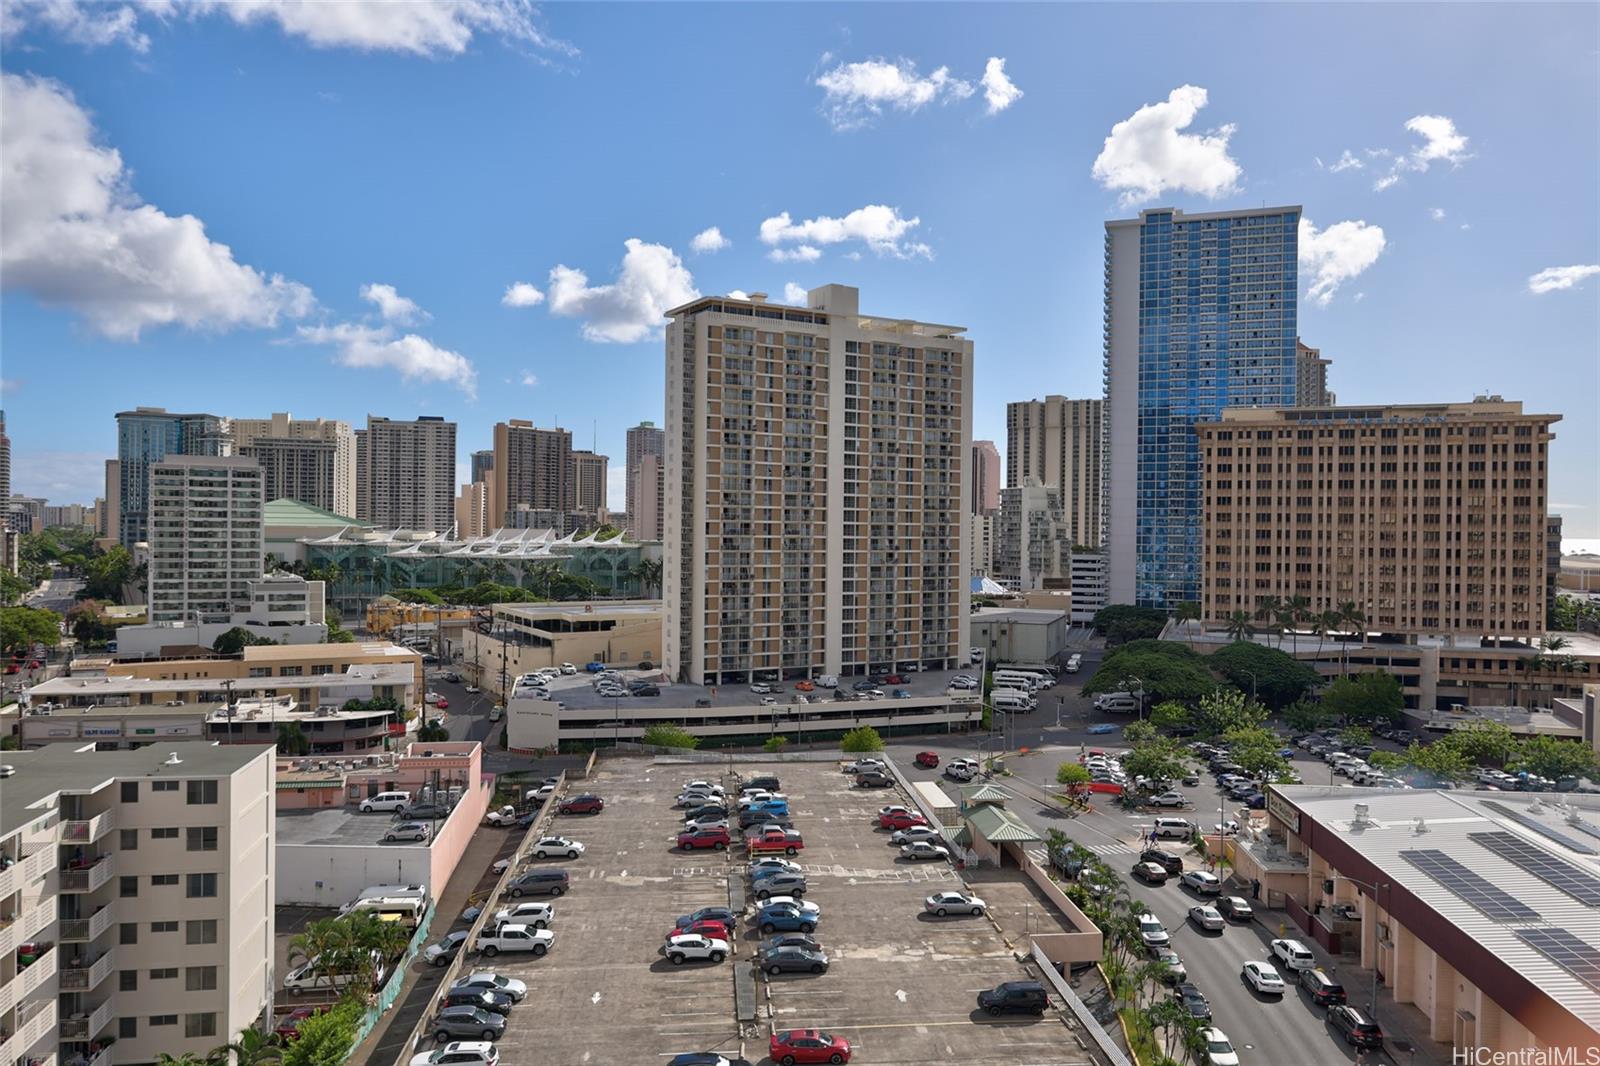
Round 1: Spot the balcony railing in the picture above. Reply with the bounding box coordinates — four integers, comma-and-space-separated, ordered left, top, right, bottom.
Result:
0, 1000, 58, 1065
0, 894, 55, 958
0, 847, 54, 901
58, 855, 114, 894
59, 948, 114, 992
58, 998, 114, 1042
58, 905, 115, 944
58, 811, 115, 847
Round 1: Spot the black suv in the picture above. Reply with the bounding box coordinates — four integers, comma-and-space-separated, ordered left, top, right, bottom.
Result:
744, 776, 781, 792
1139, 848, 1183, 875
629, 683, 661, 696
439, 986, 513, 1016
508, 869, 569, 898
976, 981, 1047, 1017
855, 771, 894, 788
1328, 1005, 1383, 1049
1299, 967, 1347, 1006
1172, 983, 1211, 1020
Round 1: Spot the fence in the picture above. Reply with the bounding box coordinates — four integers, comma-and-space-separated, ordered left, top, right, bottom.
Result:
1030, 940, 1133, 1066
348, 901, 437, 1050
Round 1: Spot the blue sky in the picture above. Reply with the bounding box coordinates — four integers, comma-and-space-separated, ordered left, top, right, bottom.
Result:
3, 2, 1597, 535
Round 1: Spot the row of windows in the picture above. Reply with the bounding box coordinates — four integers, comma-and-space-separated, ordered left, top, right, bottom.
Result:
121, 871, 217, 898
119, 826, 215, 850
122, 918, 217, 944
120, 779, 218, 804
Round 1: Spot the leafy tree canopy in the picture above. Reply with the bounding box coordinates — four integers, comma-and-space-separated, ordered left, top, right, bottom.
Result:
1208, 640, 1322, 709
387, 588, 444, 605
1057, 762, 1092, 787
1149, 701, 1192, 733
281, 998, 363, 1066
2, 606, 61, 655
840, 725, 886, 753
1083, 643, 1214, 705
1284, 699, 1332, 735
641, 723, 699, 749
1091, 604, 1168, 646
80, 545, 135, 602
1509, 734, 1599, 781
1192, 687, 1267, 739
763, 735, 790, 752
1320, 670, 1404, 725
1121, 719, 1159, 747
212, 626, 278, 656
1119, 737, 1191, 789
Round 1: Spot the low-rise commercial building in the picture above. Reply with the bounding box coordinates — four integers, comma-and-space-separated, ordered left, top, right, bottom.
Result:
0, 743, 275, 1064
469, 601, 663, 697
114, 573, 328, 659
969, 607, 1070, 665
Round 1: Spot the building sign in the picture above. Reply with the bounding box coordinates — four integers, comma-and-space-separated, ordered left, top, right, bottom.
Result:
1266, 789, 1301, 835
82, 725, 123, 737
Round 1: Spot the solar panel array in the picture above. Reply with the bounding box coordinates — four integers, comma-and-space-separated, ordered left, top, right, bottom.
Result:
1517, 927, 1600, 994
1400, 848, 1542, 921
1479, 799, 1600, 856
1470, 831, 1600, 907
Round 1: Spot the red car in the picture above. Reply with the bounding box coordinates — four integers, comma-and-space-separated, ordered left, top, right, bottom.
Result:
275, 1006, 326, 1041
884, 674, 906, 685
668, 919, 731, 941
879, 810, 929, 831
434, 697, 449, 709
770, 1028, 852, 1065
915, 751, 940, 769
559, 795, 604, 815
677, 827, 731, 851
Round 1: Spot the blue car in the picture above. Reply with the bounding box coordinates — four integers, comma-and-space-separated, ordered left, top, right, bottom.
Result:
756, 904, 817, 934
892, 688, 912, 699
1087, 723, 1122, 735
585, 661, 606, 673
744, 798, 789, 817
1276, 747, 1296, 759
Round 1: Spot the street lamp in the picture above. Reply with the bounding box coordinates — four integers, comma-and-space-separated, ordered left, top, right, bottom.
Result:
1328, 874, 1390, 1018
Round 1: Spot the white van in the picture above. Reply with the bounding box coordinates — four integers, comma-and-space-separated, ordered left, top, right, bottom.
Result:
344, 884, 427, 909
342, 896, 426, 928
284, 950, 386, 995
1095, 693, 1139, 714
359, 791, 411, 813
1151, 817, 1194, 840
993, 690, 1035, 712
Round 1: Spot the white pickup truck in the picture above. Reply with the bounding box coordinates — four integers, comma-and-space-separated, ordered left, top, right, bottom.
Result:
475, 923, 554, 957
484, 805, 520, 826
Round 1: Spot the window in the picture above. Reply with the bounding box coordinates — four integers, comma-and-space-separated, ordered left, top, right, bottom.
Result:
121, 781, 139, 803
119, 876, 139, 898
120, 829, 139, 851
152, 827, 178, 839
120, 923, 138, 945
151, 874, 178, 886
150, 967, 177, 979
120, 969, 138, 992
187, 826, 218, 852
185, 1014, 217, 1039
150, 1015, 177, 1027
186, 919, 217, 944
152, 780, 178, 793
186, 873, 217, 898
150, 922, 178, 934
186, 966, 218, 991
187, 780, 218, 805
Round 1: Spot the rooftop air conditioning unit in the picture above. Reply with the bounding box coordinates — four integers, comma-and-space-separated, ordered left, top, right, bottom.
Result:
1352, 803, 1370, 827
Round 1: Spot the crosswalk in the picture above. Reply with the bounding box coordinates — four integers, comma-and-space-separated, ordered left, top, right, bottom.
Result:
1027, 841, 1134, 867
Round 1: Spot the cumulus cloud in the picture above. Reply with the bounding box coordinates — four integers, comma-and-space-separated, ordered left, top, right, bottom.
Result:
726, 290, 750, 301
759, 204, 929, 260
1, 0, 576, 57
0, 73, 314, 341
689, 226, 730, 254
814, 55, 973, 130
298, 321, 477, 396
783, 282, 808, 305
1527, 265, 1600, 295
1429, 207, 1447, 221
1351, 114, 1472, 192
1325, 150, 1364, 172
360, 282, 426, 324
519, 370, 539, 387
501, 282, 545, 308
1299, 217, 1387, 307
1091, 85, 1242, 206
545, 238, 699, 343
980, 57, 1022, 115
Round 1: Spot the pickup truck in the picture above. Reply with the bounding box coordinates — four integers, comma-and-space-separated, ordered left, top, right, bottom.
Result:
747, 828, 804, 856
484, 806, 520, 827
475, 923, 554, 958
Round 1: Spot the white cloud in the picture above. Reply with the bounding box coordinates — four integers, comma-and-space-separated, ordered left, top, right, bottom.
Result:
1428, 207, 1447, 221
1405, 114, 1469, 165
0, 73, 314, 341
1090, 85, 1242, 206
297, 321, 477, 397
814, 56, 973, 130
1299, 217, 1387, 307
0, 378, 20, 395
726, 290, 750, 301
767, 245, 823, 263
545, 238, 698, 343
980, 57, 1022, 115
2, 0, 576, 57
501, 282, 545, 308
1372, 173, 1400, 192
783, 282, 808, 305
360, 282, 426, 324
759, 204, 929, 259
1527, 264, 1600, 295
519, 370, 539, 387
1460, 223, 1472, 231
689, 226, 730, 254
1352, 292, 1366, 303
1326, 149, 1364, 172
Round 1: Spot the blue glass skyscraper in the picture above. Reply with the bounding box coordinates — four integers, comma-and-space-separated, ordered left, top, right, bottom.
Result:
1103, 206, 1300, 611
115, 407, 230, 547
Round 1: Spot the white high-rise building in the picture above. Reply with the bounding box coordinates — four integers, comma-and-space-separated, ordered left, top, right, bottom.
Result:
664, 284, 972, 685
147, 456, 264, 623
1005, 395, 1103, 548
233, 412, 357, 516
625, 422, 665, 541
994, 478, 1073, 591
0, 743, 275, 1064
359, 415, 456, 533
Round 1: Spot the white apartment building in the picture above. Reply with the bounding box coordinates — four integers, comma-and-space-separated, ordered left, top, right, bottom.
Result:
994, 478, 1073, 591
1069, 551, 1109, 624
147, 456, 264, 624
358, 416, 456, 534
664, 284, 973, 685
1005, 395, 1103, 548
233, 412, 358, 517
0, 743, 275, 1065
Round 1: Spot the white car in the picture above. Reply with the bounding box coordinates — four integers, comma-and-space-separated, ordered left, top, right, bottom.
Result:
1150, 791, 1189, 808
483, 805, 519, 827
1242, 960, 1285, 994
1270, 937, 1317, 972
900, 841, 950, 862
425, 691, 442, 703
738, 791, 784, 808
1188, 905, 1225, 931
759, 696, 777, 706
846, 758, 887, 775
924, 891, 985, 916
525, 784, 555, 803
683, 816, 729, 833
878, 804, 912, 818
476, 924, 554, 957
664, 933, 730, 965
558, 662, 576, 674
464, 684, 481, 694
492, 902, 554, 929
450, 971, 528, 1002
1181, 870, 1222, 895
410, 1042, 498, 1066
750, 683, 773, 694
761, 897, 821, 917
1137, 914, 1170, 947
890, 825, 942, 845
682, 780, 723, 795
1201, 1028, 1240, 1066
531, 836, 584, 859
1213, 820, 1242, 836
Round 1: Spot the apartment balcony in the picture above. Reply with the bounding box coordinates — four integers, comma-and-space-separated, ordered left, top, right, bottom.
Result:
58, 905, 116, 945
58, 811, 115, 848
58, 855, 114, 895
0, 889, 55, 961
59, 997, 114, 1042
0, 999, 57, 1065
0, 846, 54, 901
0, 940, 57, 1017
58, 949, 114, 992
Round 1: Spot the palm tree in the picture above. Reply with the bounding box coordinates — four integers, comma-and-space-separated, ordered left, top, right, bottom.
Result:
1543, 635, 1570, 654
1175, 601, 1202, 648
1253, 595, 1282, 625
1224, 611, 1254, 643
1313, 609, 1339, 663
633, 558, 663, 598
1337, 602, 1366, 675
210, 1028, 283, 1065
1274, 604, 1300, 654
286, 917, 348, 983
155, 1055, 209, 1066
275, 722, 310, 757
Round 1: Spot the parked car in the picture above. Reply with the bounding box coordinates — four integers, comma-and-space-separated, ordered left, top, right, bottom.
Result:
431, 1006, 507, 1043
750, 683, 773, 694
491, 902, 554, 929
768, 1029, 851, 1065
756, 903, 818, 934
924, 891, 985, 916
663, 933, 730, 965
1139, 848, 1183, 875
760, 945, 830, 975
1137, 914, 1170, 947
1149, 791, 1188, 808
1132, 861, 1170, 885
879, 810, 929, 831
409, 1041, 500, 1066
914, 751, 940, 768
749, 857, 802, 879
900, 841, 949, 862
753, 873, 809, 899
1216, 896, 1254, 921
1299, 967, 1347, 1006
1188, 905, 1225, 931
507, 869, 568, 898
437, 987, 513, 1017
475, 924, 553, 957
678, 827, 732, 851
1173, 983, 1212, 1020
1181, 870, 1222, 895
275, 1006, 326, 1041
1328, 1005, 1384, 1049
1242, 960, 1286, 995
1270, 937, 1317, 972
761, 933, 821, 954
1149, 946, 1186, 983
674, 906, 737, 930
1201, 1028, 1240, 1066
385, 822, 431, 843
976, 980, 1048, 1017
530, 836, 584, 859
423, 930, 470, 967
558, 795, 604, 815
843, 757, 886, 774
890, 825, 942, 846
854, 771, 894, 788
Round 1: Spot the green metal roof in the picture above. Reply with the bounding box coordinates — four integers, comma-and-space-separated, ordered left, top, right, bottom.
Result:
960, 783, 1011, 807
964, 803, 1042, 844
264, 498, 366, 528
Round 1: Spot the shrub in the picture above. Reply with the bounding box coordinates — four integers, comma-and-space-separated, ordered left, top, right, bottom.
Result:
840, 725, 885, 753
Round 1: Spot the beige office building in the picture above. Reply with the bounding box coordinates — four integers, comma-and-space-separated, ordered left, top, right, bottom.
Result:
233, 412, 357, 516
571, 449, 609, 522
1295, 339, 1336, 407
358, 415, 456, 533
1197, 397, 1560, 638
490, 421, 573, 528
0, 744, 275, 1064
971, 439, 1000, 515
1005, 395, 1103, 548
455, 480, 490, 539
664, 284, 972, 685
625, 422, 666, 541
147, 456, 264, 624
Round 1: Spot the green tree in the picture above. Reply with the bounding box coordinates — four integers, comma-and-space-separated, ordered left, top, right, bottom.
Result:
80, 544, 135, 602
1400, 739, 1474, 785
1509, 735, 1599, 781
155, 1055, 210, 1066
1221, 726, 1290, 780
632, 558, 663, 597
276, 722, 311, 756
762, 735, 790, 753
0, 569, 30, 605
209, 1027, 283, 1065
1, 606, 61, 655
1119, 737, 1190, 790
1223, 610, 1254, 643
1283, 699, 1330, 735
417, 719, 450, 743
1175, 600, 1202, 647
1149, 700, 1192, 733
1319, 670, 1403, 725
1057, 763, 1092, 788
640, 723, 699, 749
1439, 721, 1518, 768
840, 725, 885, 753
1192, 687, 1266, 739
387, 587, 444, 605
212, 627, 277, 656
1122, 719, 1159, 747
281, 999, 362, 1066
1339, 725, 1372, 749
325, 620, 357, 643
1082, 641, 1214, 705
1091, 604, 1167, 646
1208, 641, 1322, 710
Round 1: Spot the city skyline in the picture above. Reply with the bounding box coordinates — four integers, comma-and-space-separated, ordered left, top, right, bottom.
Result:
1, 3, 1596, 534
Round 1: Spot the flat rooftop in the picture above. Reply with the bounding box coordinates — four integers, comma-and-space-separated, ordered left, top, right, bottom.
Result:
275, 805, 441, 848
1278, 785, 1600, 1037
517, 664, 982, 713
1, 742, 271, 839
29, 662, 415, 697
972, 607, 1068, 624
496, 601, 663, 622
